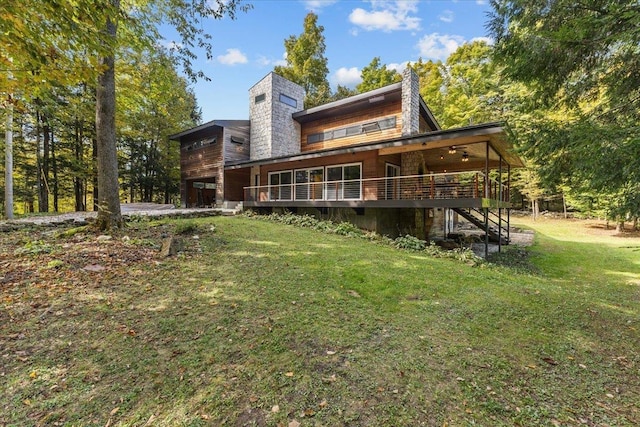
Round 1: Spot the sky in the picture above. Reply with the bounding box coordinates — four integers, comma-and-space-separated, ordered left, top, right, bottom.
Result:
162, 0, 494, 121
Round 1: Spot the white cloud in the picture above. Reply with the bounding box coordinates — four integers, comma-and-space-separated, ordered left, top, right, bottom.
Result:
476, 0, 487, 4
217, 48, 248, 65
257, 53, 287, 68
416, 33, 465, 61
387, 61, 410, 74
332, 67, 362, 87
439, 10, 454, 23
349, 0, 421, 32
302, 0, 338, 12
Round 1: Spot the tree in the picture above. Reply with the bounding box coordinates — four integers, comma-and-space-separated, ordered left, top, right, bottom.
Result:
357, 57, 401, 93
274, 13, 330, 108
331, 85, 359, 102
488, 0, 640, 227
410, 58, 445, 123
1, 0, 251, 228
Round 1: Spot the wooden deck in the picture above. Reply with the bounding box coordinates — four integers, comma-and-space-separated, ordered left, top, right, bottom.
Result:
243, 172, 511, 209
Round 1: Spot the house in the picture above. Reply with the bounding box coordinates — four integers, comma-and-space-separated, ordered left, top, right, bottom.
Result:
170, 69, 524, 255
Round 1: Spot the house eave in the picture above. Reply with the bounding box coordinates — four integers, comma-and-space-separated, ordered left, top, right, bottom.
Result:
225, 122, 524, 170
169, 120, 250, 141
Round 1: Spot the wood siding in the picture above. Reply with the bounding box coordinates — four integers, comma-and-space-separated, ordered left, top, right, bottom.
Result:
180, 127, 224, 205
300, 101, 402, 153
223, 124, 251, 163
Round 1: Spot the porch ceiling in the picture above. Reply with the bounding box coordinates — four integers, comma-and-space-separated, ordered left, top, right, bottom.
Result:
378, 128, 524, 169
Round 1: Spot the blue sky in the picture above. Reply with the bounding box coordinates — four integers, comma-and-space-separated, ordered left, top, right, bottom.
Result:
163, 0, 493, 121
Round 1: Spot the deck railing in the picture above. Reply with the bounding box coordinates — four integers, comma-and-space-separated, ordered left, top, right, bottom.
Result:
243, 171, 509, 204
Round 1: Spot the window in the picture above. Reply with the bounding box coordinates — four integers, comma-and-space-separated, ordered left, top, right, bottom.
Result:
183, 137, 216, 151
385, 163, 401, 200
326, 163, 362, 200
230, 135, 245, 144
255, 93, 266, 104
295, 167, 324, 200
307, 116, 396, 145
279, 93, 297, 108
268, 170, 292, 200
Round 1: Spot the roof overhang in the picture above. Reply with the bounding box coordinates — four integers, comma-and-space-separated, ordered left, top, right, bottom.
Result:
292, 83, 402, 124
169, 119, 250, 141
225, 122, 525, 170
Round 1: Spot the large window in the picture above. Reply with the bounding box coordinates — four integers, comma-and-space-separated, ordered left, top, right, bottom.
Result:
268, 170, 292, 200
307, 116, 397, 145
326, 163, 362, 200
295, 167, 324, 200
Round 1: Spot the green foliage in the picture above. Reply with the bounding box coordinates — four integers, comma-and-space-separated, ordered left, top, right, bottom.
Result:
274, 13, 331, 108
356, 57, 401, 93
393, 234, 427, 251
489, 0, 640, 222
14, 240, 54, 255
246, 211, 483, 265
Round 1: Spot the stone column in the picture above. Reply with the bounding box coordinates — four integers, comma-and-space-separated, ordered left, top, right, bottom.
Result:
401, 67, 420, 136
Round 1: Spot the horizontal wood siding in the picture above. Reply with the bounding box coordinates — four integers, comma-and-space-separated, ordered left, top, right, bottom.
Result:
223, 124, 251, 163
224, 168, 251, 201
300, 101, 402, 152
181, 127, 224, 203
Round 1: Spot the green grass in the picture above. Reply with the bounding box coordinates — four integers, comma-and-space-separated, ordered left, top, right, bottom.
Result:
1, 215, 639, 426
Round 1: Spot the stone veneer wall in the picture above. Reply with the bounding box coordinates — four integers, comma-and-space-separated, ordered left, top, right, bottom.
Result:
248, 72, 303, 160
401, 67, 420, 136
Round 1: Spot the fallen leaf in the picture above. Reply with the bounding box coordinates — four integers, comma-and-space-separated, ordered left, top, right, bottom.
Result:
143, 414, 156, 426
303, 408, 315, 417
288, 420, 301, 427
579, 363, 587, 369
110, 407, 120, 416
347, 290, 361, 298
272, 405, 280, 413
83, 264, 106, 272
319, 399, 328, 408
322, 374, 337, 383
542, 357, 558, 366
285, 372, 294, 377
29, 370, 37, 379
326, 350, 336, 355
606, 393, 614, 398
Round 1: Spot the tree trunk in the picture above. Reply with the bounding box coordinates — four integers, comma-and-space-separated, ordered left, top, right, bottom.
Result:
74, 116, 86, 211
616, 220, 625, 233
562, 193, 567, 219
4, 98, 13, 219
51, 126, 59, 212
92, 137, 98, 211
95, 0, 122, 230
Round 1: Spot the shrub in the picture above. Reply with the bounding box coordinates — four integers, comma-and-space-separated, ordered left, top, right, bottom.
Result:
393, 235, 427, 251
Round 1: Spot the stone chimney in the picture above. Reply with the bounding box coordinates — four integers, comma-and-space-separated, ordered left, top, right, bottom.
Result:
401, 67, 420, 136
249, 72, 304, 160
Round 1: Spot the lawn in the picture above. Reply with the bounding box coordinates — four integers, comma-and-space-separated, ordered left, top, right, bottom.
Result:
1, 215, 638, 426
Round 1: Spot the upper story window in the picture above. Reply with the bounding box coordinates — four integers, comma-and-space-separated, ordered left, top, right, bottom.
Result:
182, 137, 216, 151
307, 116, 396, 145
279, 93, 297, 108
230, 136, 245, 145
255, 93, 266, 104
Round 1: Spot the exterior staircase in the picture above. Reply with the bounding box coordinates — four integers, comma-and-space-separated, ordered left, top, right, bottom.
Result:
453, 207, 510, 245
